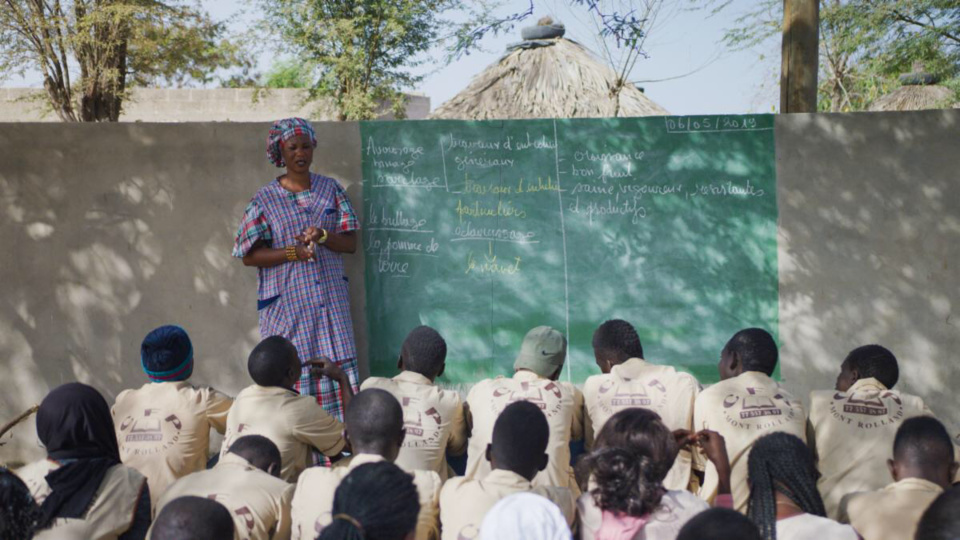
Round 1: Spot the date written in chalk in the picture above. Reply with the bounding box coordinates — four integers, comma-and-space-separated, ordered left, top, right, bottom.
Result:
665, 116, 769, 133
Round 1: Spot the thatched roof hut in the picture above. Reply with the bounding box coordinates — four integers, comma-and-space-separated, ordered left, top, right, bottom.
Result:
869, 66, 959, 112
430, 19, 669, 120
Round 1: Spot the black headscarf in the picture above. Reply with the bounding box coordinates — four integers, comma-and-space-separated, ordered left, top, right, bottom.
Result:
35, 383, 120, 529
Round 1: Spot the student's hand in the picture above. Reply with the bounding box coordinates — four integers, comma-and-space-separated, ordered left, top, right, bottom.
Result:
696, 429, 732, 495
306, 358, 347, 382
672, 429, 698, 450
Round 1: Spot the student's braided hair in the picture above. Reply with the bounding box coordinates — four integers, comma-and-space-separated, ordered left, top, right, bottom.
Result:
746, 432, 825, 540
578, 408, 676, 517
0, 468, 39, 540
318, 461, 420, 540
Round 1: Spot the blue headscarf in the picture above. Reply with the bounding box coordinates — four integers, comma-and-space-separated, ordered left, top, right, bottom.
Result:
141, 325, 194, 382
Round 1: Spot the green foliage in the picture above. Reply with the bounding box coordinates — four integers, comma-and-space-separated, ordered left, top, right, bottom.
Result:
261, 58, 315, 88
693, 0, 960, 111
261, 0, 456, 120
0, 0, 250, 121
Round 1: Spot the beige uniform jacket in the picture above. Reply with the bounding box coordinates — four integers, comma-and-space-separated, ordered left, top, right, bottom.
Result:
808, 378, 934, 519
112, 380, 233, 507
221, 385, 346, 482
153, 453, 294, 540
17, 459, 146, 540
439, 469, 575, 540
694, 371, 806, 512
839, 477, 943, 540
583, 358, 700, 491
465, 371, 584, 491
289, 453, 441, 540
360, 372, 468, 481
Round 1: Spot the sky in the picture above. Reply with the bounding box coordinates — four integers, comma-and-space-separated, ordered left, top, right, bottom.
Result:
3, 0, 782, 115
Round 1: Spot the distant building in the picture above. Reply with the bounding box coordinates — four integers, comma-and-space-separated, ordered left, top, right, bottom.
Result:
869, 64, 959, 112
0, 88, 430, 122
430, 18, 668, 120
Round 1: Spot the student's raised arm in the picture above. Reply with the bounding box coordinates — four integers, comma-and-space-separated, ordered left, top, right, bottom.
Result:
447, 396, 469, 456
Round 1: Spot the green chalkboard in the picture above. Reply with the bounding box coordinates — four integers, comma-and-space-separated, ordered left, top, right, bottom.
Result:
360, 115, 778, 385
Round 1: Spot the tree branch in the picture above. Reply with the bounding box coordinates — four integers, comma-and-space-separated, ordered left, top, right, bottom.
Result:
890, 9, 960, 45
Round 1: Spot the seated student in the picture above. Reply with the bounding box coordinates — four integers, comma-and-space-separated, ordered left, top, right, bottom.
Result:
465, 326, 584, 491
746, 433, 856, 540
360, 326, 469, 481
578, 408, 729, 540
317, 461, 421, 540
222, 336, 349, 481
0, 468, 40, 540
152, 496, 235, 540
155, 435, 293, 540
677, 508, 762, 540
290, 389, 441, 540
808, 344, 947, 518
478, 492, 572, 540
440, 401, 576, 540
112, 325, 233, 508
914, 485, 960, 540
17, 383, 150, 540
694, 328, 806, 511
839, 416, 958, 540
584, 319, 700, 491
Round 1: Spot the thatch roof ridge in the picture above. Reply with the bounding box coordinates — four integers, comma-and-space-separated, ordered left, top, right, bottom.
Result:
868, 85, 959, 112
430, 37, 669, 120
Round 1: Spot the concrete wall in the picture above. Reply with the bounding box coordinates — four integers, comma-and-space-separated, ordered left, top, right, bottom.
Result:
1, 110, 957, 464
0, 88, 430, 122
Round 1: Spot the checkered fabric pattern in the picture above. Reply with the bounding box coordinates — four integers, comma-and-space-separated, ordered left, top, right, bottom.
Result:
235, 174, 360, 420
266, 117, 317, 168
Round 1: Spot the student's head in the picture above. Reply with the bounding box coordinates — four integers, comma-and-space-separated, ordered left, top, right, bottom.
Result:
747, 432, 825, 540
318, 461, 420, 540
579, 408, 676, 517
836, 344, 899, 392
228, 435, 282, 477
719, 328, 778, 379
36, 382, 119, 460
344, 389, 405, 461
513, 326, 567, 380
399, 326, 447, 380
0, 468, 39, 540
152, 496, 235, 540
141, 325, 194, 382
486, 400, 550, 481
915, 485, 960, 540
592, 319, 644, 373
889, 416, 958, 489
248, 336, 300, 388
678, 507, 762, 540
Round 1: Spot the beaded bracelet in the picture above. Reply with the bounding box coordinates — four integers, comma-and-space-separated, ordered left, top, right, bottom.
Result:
285, 245, 298, 262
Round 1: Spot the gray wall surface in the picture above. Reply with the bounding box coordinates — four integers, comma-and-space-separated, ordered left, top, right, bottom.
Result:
0, 88, 430, 122
1, 111, 957, 464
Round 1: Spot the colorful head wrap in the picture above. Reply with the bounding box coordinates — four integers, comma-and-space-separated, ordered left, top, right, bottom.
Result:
267, 117, 318, 168
141, 325, 194, 382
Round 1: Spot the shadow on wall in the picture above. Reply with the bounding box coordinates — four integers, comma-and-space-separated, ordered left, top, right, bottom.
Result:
776, 110, 960, 431
0, 122, 365, 463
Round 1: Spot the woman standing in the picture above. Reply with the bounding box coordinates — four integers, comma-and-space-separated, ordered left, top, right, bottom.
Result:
233, 118, 360, 420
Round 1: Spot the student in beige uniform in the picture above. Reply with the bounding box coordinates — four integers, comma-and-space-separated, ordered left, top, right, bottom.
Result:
839, 416, 958, 540
694, 328, 806, 512
465, 326, 584, 491
18, 383, 151, 540
440, 400, 576, 540
222, 336, 350, 482
746, 433, 857, 540
155, 435, 294, 540
291, 389, 441, 540
152, 496, 235, 540
316, 461, 422, 540
112, 325, 233, 508
584, 319, 700, 491
808, 345, 943, 519
360, 326, 469, 481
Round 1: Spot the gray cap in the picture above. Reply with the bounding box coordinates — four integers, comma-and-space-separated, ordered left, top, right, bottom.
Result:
514, 326, 567, 378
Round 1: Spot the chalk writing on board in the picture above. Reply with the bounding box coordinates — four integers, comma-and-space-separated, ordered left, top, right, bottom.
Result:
664, 116, 773, 133
465, 243, 523, 275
